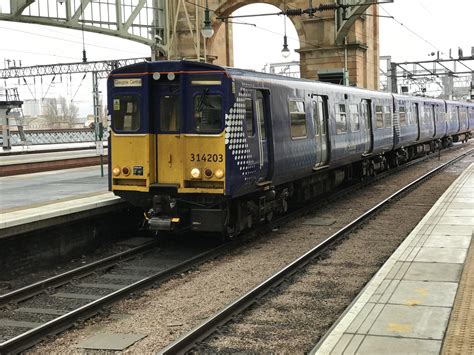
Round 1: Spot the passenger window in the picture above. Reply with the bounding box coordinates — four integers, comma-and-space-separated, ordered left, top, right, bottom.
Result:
245, 99, 254, 137
350, 104, 360, 131
112, 95, 140, 132
384, 106, 391, 127
159, 95, 179, 132
193, 93, 222, 132
335, 104, 348, 133
313, 102, 319, 135
424, 105, 433, 125
375, 105, 384, 128
289, 100, 307, 138
256, 91, 266, 140
399, 106, 407, 126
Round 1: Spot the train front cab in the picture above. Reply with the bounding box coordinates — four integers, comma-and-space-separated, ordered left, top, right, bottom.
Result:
108, 63, 230, 232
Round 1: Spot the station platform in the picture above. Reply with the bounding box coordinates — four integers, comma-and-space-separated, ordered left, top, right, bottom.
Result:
0, 149, 106, 166
0, 142, 105, 156
0, 166, 122, 239
312, 163, 474, 355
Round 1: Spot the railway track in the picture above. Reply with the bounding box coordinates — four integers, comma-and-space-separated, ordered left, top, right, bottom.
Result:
0, 144, 470, 354
160, 148, 474, 354
0, 238, 230, 354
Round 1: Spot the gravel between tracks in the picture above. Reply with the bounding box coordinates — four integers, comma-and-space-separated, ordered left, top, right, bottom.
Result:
30, 144, 473, 353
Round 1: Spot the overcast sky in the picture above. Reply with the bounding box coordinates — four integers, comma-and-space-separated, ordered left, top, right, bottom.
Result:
0, 0, 472, 116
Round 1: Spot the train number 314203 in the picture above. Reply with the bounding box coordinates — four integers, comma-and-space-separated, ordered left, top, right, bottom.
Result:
190, 153, 224, 162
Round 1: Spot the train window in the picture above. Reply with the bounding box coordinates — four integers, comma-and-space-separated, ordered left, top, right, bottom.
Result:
350, 104, 360, 131
312, 103, 319, 135
384, 106, 391, 127
399, 106, 407, 126
289, 100, 307, 138
375, 105, 384, 128
245, 98, 255, 136
450, 107, 458, 122
335, 104, 347, 134
112, 95, 140, 132
256, 91, 267, 141
160, 95, 179, 132
193, 93, 222, 132
424, 106, 433, 125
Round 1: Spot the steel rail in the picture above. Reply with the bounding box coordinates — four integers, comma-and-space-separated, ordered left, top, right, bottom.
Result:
159, 148, 473, 354
0, 240, 158, 307
0, 241, 237, 354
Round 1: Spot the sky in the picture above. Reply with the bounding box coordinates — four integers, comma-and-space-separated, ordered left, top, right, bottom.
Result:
0, 0, 473, 117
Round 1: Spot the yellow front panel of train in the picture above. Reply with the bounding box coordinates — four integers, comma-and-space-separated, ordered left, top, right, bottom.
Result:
157, 133, 226, 193
111, 133, 156, 192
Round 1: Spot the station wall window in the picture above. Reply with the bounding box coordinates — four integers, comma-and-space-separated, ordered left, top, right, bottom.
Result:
112, 95, 140, 132
350, 104, 360, 131
289, 100, 307, 138
245, 99, 254, 137
375, 105, 384, 128
399, 106, 407, 126
335, 104, 348, 133
193, 94, 222, 132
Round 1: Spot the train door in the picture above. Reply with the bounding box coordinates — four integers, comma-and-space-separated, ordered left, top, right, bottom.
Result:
255, 90, 272, 183
153, 82, 180, 183
312, 95, 329, 168
361, 99, 373, 155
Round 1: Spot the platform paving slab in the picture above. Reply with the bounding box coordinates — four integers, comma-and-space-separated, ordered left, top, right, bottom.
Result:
402, 262, 463, 282
75, 332, 147, 350
311, 163, 474, 355
356, 335, 441, 355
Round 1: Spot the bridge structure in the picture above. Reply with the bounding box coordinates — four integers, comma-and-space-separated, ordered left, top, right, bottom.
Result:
0, 0, 390, 89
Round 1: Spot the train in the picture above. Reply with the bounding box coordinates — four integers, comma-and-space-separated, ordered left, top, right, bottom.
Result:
107, 60, 473, 236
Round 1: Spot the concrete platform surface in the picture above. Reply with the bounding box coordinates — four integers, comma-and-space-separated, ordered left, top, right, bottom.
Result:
0, 149, 106, 166
312, 163, 474, 355
0, 166, 108, 211
0, 142, 104, 155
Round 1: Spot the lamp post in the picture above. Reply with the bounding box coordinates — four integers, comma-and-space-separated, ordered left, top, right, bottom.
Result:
281, 8, 290, 59
201, 0, 214, 63
281, 35, 290, 59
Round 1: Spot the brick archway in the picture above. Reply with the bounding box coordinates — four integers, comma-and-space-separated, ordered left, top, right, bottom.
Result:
209, 0, 379, 89
169, 0, 379, 89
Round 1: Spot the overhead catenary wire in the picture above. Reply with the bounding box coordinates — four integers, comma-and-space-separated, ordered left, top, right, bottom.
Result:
71, 73, 88, 103
379, 5, 444, 55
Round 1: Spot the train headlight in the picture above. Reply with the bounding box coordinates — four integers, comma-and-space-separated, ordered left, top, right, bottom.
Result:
190, 168, 201, 179
215, 169, 225, 179
112, 167, 121, 176
122, 166, 130, 176
204, 168, 213, 178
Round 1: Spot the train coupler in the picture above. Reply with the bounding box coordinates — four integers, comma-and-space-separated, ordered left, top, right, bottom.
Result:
148, 215, 180, 231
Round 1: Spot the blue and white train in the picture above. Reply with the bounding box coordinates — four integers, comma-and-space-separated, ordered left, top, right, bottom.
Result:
107, 61, 473, 235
